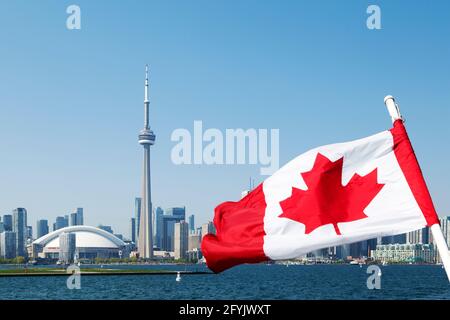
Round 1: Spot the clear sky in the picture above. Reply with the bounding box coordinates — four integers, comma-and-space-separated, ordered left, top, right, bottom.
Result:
0, 1, 449, 237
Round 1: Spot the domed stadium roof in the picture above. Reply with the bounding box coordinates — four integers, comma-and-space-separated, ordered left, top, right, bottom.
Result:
33, 225, 125, 249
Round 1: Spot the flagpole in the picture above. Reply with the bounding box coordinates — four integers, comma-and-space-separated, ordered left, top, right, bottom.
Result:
384, 95, 450, 282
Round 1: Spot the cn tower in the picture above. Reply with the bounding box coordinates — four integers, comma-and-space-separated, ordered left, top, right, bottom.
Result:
137, 65, 155, 259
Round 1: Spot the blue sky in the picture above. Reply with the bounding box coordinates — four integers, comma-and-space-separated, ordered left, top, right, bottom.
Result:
0, 1, 449, 237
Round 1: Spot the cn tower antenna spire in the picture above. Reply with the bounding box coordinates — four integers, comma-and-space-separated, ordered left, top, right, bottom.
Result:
144, 64, 150, 130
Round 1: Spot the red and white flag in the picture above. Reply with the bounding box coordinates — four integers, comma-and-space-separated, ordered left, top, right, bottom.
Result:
201, 120, 440, 273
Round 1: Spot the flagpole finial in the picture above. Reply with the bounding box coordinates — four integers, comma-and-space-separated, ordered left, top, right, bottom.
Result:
384, 95, 402, 122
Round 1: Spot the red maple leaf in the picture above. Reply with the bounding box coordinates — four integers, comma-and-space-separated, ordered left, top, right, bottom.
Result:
279, 153, 384, 235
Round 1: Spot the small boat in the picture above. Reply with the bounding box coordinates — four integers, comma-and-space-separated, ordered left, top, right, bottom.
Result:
176, 272, 182, 282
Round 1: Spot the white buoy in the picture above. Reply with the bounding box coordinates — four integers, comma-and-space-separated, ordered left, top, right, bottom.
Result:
176, 271, 182, 282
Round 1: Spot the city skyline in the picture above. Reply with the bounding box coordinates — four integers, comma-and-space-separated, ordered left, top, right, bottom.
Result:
0, 1, 449, 236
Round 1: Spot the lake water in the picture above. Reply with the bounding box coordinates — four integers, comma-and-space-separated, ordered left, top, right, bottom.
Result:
0, 264, 449, 300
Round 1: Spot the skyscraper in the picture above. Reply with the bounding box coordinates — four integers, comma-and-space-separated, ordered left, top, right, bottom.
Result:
436, 216, 450, 247
134, 197, 142, 241
161, 207, 186, 251
54, 216, 69, 231
137, 65, 156, 259
188, 234, 201, 251
130, 217, 136, 243
174, 221, 189, 260
407, 227, 430, 244
26, 226, 33, 241
201, 221, 216, 240
70, 212, 77, 226
69, 208, 83, 226
12, 208, 27, 257
36, 219, 49, 239
2, 214, 12, 232
59, 232, 76, 264
188, 214, 195, 233
153, 207, 163, 248
0, 231, 16, 259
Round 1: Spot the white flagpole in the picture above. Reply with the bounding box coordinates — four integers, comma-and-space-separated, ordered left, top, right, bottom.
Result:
384, 95, 450, 282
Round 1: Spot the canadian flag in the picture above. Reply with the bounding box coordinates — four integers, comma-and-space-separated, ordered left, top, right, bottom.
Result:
201, 120, 440, 273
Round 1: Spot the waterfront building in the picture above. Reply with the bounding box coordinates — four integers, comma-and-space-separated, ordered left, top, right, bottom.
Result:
59, 232, 76, 264
13, 208, 27, 257
137, 66, 156, 259
36, 219, 49, 239
2, 214, 12, 232
373, 243, 435, 264
0, 231, 16, 259
187, 248, 202, 262
174, 221, 189, 260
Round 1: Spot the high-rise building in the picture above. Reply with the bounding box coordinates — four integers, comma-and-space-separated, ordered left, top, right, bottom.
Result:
407, 227, 430, 244
130, 217, 136, 243
26, 226, 33, 241
188, 234, 201, 251
59, 232, 76, 264
201, 221, 216, 240
36, 219, 49, 239
0, 231, 16, 259
165, 207, 185, 218
137, 65, 156, 259
54, 216, 69, 231
153, 207, 163, 248
73, 208, 84, 226
174, 221, 189, 260
161, 208, 186, 251
69, 208, 83, 226
188, 214, 195, 233
437, 216, 450, 247
134, 197, 142, 240
13, 208, 27, 257
2, 214, 12, 231
0, 219, 4, 233
70, 212, 77, 226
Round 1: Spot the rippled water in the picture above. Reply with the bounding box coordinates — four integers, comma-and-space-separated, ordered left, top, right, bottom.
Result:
0, 264, 449, 300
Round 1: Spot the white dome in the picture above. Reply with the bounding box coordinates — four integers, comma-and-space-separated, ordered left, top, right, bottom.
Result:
44, 231, 120, 249
33, 225, 125, 249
